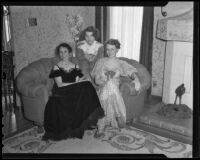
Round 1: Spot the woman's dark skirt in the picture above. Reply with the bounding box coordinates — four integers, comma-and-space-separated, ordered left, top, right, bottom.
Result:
43, 81, 104, 141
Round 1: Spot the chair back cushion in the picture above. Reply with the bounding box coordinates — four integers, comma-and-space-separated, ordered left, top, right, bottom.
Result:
118, 57, 151, 90
16, 57, 60, 94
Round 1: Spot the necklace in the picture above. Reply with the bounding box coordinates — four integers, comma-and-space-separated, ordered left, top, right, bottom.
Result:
58, 60, 74, 71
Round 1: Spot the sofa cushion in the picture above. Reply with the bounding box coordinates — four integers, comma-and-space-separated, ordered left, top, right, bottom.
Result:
137, 103, 192, 137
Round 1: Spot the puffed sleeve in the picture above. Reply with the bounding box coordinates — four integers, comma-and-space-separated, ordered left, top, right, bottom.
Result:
91, 58, 108, 85
73, 69, 84, 78
91, 58, 104, 78
119, 59, 138, 77
49, 69, 62, 78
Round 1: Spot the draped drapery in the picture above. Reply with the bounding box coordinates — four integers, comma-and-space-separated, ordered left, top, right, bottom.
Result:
95, 6, 108, 57
108, 7, 143, 61
139, 7, 154, 100
95, 6, 108, 43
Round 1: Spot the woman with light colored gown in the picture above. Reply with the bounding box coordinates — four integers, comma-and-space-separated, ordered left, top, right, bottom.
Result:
91, 39, 141, 138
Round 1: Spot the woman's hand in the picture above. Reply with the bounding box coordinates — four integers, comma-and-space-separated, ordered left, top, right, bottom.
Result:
75, 76, 80, 82
95, 74, 107, 86
76, 75, 91, 82
113, 69, 120, 79
81, 75, 91, 81
131, 75, 141, 93
105, 71, 115, 80
130, 72, 136, 80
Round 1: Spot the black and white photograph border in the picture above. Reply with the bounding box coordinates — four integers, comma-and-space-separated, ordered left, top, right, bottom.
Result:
1, 0, 199, 159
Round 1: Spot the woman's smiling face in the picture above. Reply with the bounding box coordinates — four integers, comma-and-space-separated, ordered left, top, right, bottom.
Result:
106, 44, 118, 58
59, 47, 71, 60
85, 31, 95, 45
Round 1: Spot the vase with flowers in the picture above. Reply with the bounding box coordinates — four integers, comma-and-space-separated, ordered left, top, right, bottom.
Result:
66, 14, 84, 45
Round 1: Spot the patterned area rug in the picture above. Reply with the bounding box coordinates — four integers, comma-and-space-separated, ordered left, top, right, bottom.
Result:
2, 125, 192, 158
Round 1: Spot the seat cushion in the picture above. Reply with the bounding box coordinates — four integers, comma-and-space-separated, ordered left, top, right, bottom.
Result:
137, 103, 192, 137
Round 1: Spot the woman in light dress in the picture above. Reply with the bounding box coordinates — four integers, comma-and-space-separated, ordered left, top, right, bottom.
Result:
91, 39, 141, 138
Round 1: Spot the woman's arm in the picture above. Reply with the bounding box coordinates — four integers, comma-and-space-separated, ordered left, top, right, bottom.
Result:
113, 69, 121, 79
119, 59, 142, 92
75, 65, 91, 82
91, 58, 107, 85
95, 73, 107, 86
130, 72, 141, 92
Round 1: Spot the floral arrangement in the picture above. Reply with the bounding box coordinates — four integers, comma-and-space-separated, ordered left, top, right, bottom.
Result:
66, 14, 84, 43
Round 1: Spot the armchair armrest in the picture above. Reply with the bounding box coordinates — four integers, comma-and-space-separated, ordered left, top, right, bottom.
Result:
120, 82, 138, 96
19, 83, 49, 104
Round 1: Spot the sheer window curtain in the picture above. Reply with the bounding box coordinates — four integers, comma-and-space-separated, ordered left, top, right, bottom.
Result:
109, 7, 143, 61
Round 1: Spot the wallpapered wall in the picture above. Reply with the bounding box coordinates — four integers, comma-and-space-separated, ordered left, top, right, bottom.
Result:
10, 6, 95, 77
151, 2, 193, 96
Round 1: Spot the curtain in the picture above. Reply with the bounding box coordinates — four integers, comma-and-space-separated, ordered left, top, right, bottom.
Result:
2, 6, 12, 51
109, 7, 143, 61
95, 6, 108, 57
95, 6, 108, 43
139, 7, 154, 100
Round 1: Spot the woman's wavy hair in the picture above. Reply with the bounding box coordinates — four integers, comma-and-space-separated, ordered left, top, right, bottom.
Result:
80, 26, 100, 41
55, 43, 73, 58
104, 39, 121, 49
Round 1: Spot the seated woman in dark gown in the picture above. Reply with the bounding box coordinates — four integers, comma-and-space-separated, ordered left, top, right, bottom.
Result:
42, 43, 104, 141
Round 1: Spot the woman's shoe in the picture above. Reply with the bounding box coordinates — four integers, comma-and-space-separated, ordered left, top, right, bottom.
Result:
116, 117, 126, 128
94, 130, 105, 139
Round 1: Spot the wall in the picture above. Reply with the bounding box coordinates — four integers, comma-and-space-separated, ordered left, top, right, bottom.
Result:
10, 6, 95, 77
151, 1, 193, 96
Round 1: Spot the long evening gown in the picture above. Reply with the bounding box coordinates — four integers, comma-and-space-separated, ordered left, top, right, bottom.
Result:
91, 57, 140, 133
42, 65, 104, 141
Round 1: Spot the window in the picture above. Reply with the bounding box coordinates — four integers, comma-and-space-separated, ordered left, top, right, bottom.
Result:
3, 6, 12, 51
109, 7, 143, 61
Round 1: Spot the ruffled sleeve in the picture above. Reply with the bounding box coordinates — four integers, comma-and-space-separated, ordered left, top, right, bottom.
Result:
71, 69, 84, 78
76, 69, 84, 77
49, 69, 62, 78
119, 59, 138, 77
90, 58, 105, 78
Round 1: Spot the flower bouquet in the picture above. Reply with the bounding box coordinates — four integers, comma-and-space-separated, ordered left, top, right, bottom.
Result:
66, 14, 84, 44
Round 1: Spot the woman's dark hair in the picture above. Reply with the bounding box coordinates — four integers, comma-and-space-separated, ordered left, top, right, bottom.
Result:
82, 26, 100, 40
55, 43, 72, 57
104, 39, 121, 49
